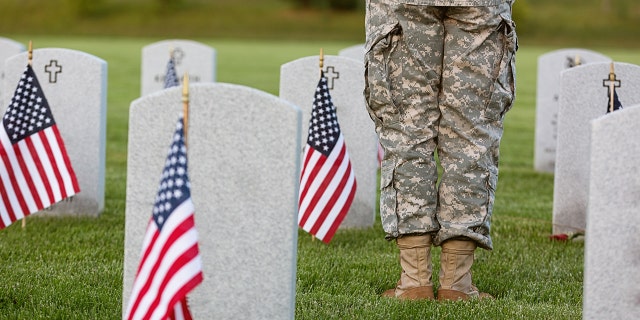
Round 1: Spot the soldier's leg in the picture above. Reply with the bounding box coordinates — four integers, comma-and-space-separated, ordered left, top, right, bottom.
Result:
435, 4, 517, 300
435, 4, 517, 250
364, 2, 445, 299
365, 1, 443, 240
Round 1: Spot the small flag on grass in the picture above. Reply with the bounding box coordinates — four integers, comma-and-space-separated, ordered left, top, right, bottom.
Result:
125, 115, 203, 320
164, 54, 180, 89
0, 64, 80, 229
298, 71, 357, 243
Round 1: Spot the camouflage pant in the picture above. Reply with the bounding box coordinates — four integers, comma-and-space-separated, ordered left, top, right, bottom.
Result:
364, 1, 517, 250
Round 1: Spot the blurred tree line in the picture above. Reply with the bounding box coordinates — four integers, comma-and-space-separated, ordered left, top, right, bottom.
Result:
289, 0, 363, 10
1, 0, 637, 44
68, 0, 363, 14
67, 0, 185, 15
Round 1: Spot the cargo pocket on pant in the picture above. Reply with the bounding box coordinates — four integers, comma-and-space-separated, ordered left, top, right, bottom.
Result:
364, 21, 401, 129
484, 170, 498, 219
484, 14, 517, 121
472, 170, 497, 239
379, 159, 399, 238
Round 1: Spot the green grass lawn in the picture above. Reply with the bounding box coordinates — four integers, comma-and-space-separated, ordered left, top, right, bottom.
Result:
0, 35, 639, 319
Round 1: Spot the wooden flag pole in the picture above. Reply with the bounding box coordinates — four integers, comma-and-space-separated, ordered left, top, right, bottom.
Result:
23, 41, 34, 229
182, 73, 189, 146
28, 41, 33, 66
319, 48, 324, 74
608, 62, 615, 113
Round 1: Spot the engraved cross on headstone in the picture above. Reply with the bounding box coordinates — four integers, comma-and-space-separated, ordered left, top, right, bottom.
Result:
602, 63, 621, 113
44, 60, 62, 83
172, 47, 185, 65
323, 66, 339, 90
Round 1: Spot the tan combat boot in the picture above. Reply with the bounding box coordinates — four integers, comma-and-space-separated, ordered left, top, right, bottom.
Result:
437, 239, 493, 301
381, 234, 434, 300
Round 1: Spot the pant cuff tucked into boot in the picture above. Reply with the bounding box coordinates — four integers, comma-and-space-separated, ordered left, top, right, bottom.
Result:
383, 234, 434, 300
437, 239, 493, 301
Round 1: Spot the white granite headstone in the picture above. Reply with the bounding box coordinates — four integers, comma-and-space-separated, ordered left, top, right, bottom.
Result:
124, 83, 301, 319
552, 62, 640, 235
0, 37, 25, 107
583, 105, 640, 319
3, 48, 107, 216
534, 49, 610, 173
141, 39, 216, 96
338, 44, 364, 62
280, 55, 378, 229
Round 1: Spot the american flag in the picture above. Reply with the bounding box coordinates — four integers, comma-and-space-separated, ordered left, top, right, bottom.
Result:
164, 55, 180, 89
606, 86, 623, 113
298, 71, 357, 243
0, 64, 79, 229
125, 116, 203, 320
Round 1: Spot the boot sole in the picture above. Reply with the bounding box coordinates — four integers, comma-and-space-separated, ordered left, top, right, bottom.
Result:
381, 286, 435, 300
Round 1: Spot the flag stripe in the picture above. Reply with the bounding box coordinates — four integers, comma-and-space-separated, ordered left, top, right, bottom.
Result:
297, 149, 326, 226
31, 131, 60, 203
16, 141, 45, 211
138, 227, 197, 316
298, 135, 348, 226
0, 130, 21, 225
127, 204, 194, 318
126, 222, 160, 316
38, 129, 65, 201
0, 181, 14, 228
171, 297, 194, 320
137, 206, 195, 292
308, 153, 352, 234
300, 143, 352, 235
48, 126, 80, 196
299, 143, 347, 229
314, 162, 357, 242
24, 133, 54, 206
298, 144, 336, 216
0, 131, 31, 218
297, 146, 319, 202
160, 268, 202, 320
145, 246, 202, 320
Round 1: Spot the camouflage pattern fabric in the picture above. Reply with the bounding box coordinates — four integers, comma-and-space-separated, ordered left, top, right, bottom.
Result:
364, 0, 517, 250
398, 0, 503, 6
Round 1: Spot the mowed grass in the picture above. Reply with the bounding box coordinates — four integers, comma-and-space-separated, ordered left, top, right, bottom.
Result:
0, 36, 639, 319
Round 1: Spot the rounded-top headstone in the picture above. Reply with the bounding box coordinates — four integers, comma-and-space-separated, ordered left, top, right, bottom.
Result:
552, 61, 640, 235
280, 55, 378, 229
141, 39, 216, 96
3, 48, 107, 216
583, 105, 640, 319
0, 37, 25, 105
124, 83, 301, 319
534, 48, 610, 173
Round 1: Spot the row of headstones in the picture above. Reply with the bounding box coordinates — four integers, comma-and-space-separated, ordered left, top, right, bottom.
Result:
534, 49, 640, 319
1, 37, 371, 318
534, 49, 633, 233
0, 38, 375, 227
5, 35, 639, 317
0, 39, 375, 225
